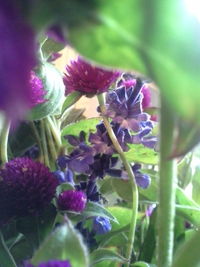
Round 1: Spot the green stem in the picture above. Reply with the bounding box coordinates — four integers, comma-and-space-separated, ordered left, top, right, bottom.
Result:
0, 231, 17, 267
40, 119, 50, 167
44, 118, 58, 161
46, 116, 62, 150
30, 121, 44, 162
157, 96, 177, 267
97, 94, 138, 266
0, 117, 10, 164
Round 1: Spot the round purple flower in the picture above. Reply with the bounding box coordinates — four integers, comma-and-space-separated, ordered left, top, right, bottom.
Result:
29, 71, 46, 107
0, 157, 58, 219
63, 57, 120, 95
23, 259, 71, 267
57, 190, 87, 212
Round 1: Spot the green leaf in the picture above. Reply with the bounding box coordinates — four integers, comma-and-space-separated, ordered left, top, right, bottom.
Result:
41, 38, 64, 58
69, 0, 200, 122
31, 220, 89, 267
61, 91, 82, 113
90, 248, 127, 265
131, 262, 156, 267
124, 144, 158, 165
82, 202, 118, 223
192, 166, 200, 205
61, 117, 100, 143
172, 230, 200, 267
28, 63, 65, 121
106, 206, 132, 231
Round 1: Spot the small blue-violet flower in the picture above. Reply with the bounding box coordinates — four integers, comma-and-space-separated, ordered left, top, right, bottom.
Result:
93, 216, 112, 235
23, 259, 71, 267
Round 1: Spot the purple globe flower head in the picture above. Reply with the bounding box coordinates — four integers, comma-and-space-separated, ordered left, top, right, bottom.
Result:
57, 190, 87, 212
29, 71, 46, 108
93, 216, 112, 235
23, 259, 71, 267
0, 1, 36, 120
63, 57, 120, 95
0, 157, 58, 219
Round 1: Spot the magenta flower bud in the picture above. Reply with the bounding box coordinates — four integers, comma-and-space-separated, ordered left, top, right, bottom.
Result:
57, 190, 87, 212
63, 57, 120, 95
29, 71, 46, 107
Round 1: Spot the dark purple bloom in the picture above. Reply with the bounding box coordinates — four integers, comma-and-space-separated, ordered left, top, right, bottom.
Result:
76, 221, 97, 249
93, 216, 112, 234
29, 71, 46, 107
23, 259, 71, 267
0, 158, 58, 220
63, 57, 120, 95
57, 190, 87, 212
0, 1, 36, 119
24, 145, 39, 159
76, 180, 101, 202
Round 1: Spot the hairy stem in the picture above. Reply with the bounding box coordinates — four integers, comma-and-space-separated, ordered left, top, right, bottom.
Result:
0, 117, 10, 164
157, 96, 177, 267
46, 116, 62, 151
40, 119, 50, 167
97, 93, 138, 266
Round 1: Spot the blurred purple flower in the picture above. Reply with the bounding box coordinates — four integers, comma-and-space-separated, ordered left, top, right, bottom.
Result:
63, 57, 120, 95
29, 71, 46, 107
23, 259, 71, 267
0, 158, 58, 220
47, 24, 67, 43
53, 169, 74, 185
0, 1, 36, 119
93, 216, 112, 235
57, 190, 87, 212
132, 164, 151, 189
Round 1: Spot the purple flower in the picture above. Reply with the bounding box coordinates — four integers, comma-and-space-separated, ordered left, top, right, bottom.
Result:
47, 24, 67, 44
0, 1, 36, 119
53, 170, 74, 185
105, 79, 152, 132
76, 180, 100, 202
23, 259, 71, 267
29, 71, 46, 107
93, 216, 112, 235
63, 57, 120, 95
0, 158, 58, 220
89, 122, 132, 154
57, 190, 87, 212
132, 164, 151, 189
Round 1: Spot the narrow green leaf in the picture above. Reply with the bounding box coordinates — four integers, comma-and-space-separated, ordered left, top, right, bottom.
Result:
131, 262, 156, 267
90, 248, 127, 265
192, 166, 200, 205
31, 220, 89, 267
82, 202, 118, 223
61, 91, 82, 113
42, 38, 64, 58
